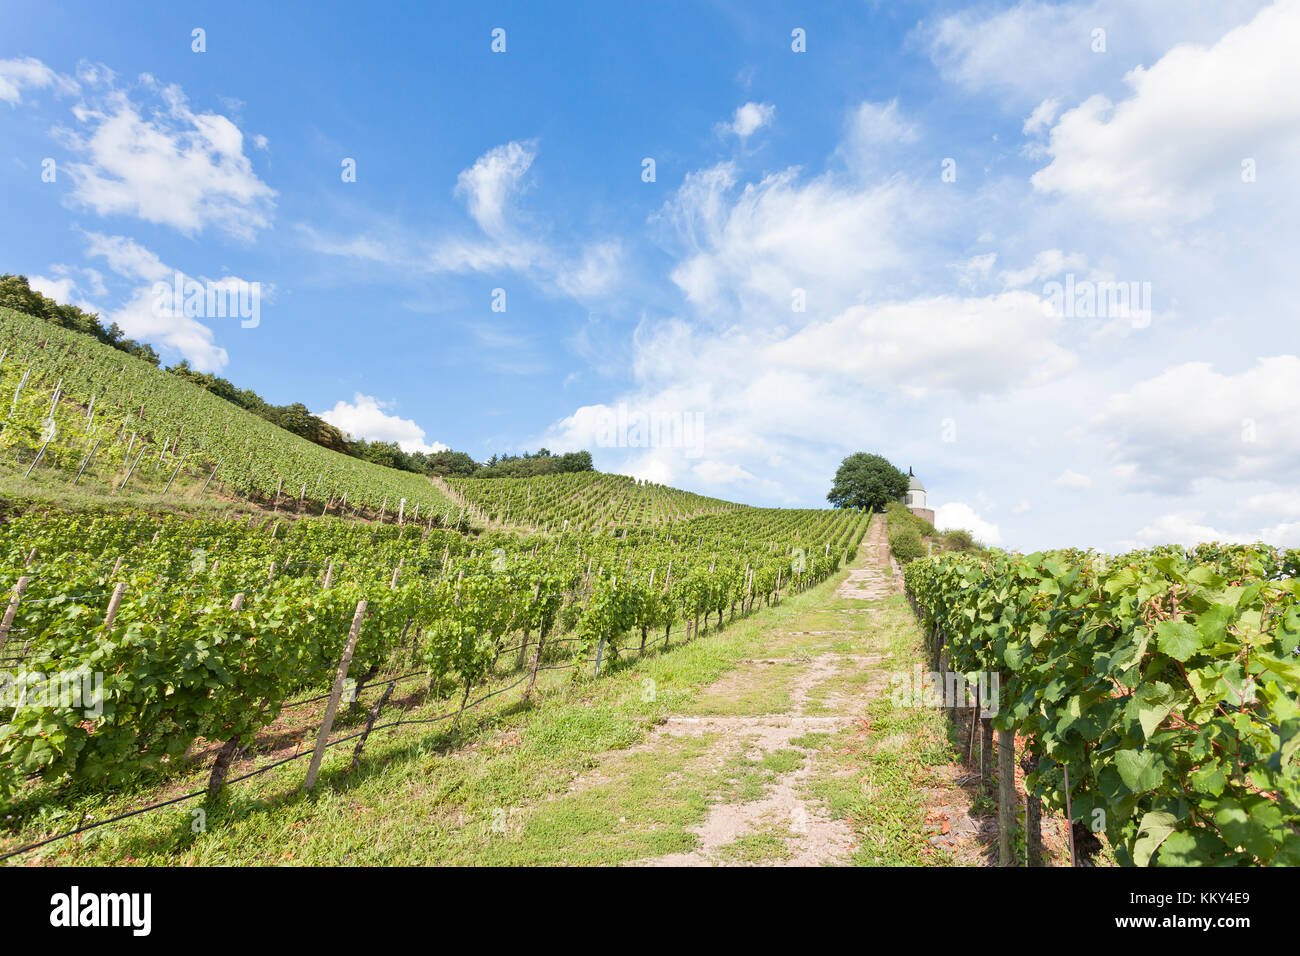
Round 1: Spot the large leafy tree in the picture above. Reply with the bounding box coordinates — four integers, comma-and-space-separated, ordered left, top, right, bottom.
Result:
827, 453, 909, 512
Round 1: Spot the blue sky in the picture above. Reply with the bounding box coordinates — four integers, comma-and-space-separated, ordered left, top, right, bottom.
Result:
3, 0, 1299, 552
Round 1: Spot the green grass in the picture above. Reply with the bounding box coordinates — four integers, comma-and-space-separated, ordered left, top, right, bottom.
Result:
679, 659, 802, 716
715, 822, 798, 864
0, 473, 266, 523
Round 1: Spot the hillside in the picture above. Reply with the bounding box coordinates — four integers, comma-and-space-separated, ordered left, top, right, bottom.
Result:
1, 308, 457, 523
1, 309, 764, 534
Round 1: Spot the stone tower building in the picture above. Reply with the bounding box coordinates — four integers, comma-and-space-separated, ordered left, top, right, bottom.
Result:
905, 467, 935, 526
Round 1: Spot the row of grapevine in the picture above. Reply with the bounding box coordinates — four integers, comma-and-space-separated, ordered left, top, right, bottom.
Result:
0, 506, 870, 804
445, 472, 743, 531
903, 543, 1300, 865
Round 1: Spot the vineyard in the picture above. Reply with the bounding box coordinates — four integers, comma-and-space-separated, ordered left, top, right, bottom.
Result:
905, 542, 1300, 866
444, 472, 743, 530
4, 306, 1297, 868
0, 308, 458, 522
0, 504, 869, 830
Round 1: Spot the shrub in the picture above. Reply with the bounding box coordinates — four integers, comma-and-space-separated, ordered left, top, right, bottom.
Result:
941, 528, 980, 553
885, 501, 935, 537
888, 523, 926, 564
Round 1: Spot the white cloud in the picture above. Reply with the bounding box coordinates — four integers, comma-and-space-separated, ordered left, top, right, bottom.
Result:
316, 393, 447, 454
1240, 491, 1300, 520
924, 1, 1105, 104
55, 76, 275, 238
1129, 513, 1255, 548
620, 450, 678, 487
836, 101, 923, 176
1031, 2, 1300, 222
999, 249, 1088, 289
107, 283, 229, 372
951, 252, 997, 290
934, 502, 1003, 545
0, 57, 77, 104
1260, 521, 1300, 547
1022, 98, 1061, 136
80, 231, 170, 282
920, 0, 1271, 108
454, 139, 535, 236
658, 162, 927, 319
767, 293, 1076, 400
1094, 356, 1300, 493
1124, 509, 1300, 549
27, 273, 78, 303
722, 101, 775, 139
693, 459, 754, 484
1054, 469, 1093, 490
74, 232, 270, 372
842, 99, 919, 156
26, 261, 106, 310
308, 140, 620, 304
554, 241, 623, 298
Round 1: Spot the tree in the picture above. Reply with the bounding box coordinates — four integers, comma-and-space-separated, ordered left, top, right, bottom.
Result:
361, 440, 402, 469
426, 450, 481, 477
826, 453, 909, 512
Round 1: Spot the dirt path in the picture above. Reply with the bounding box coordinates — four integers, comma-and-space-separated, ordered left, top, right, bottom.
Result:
634, 671, 865, 866
632, 518, 899, 866
603, 516, 905, 866
835, 515, 903, 600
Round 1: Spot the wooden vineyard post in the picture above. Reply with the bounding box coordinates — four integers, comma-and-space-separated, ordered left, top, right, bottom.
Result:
118, 445, 146, 491
522, 604, 552, 703
0, 575, 30, 649
200, 460, 222, 495
73, 437, 102, 485
966, 683, 978, 765
304, 600, 367, 791
517, 581, 540, 670
350, 680, 395, 773
23, 441, 51, 479
206, 591, 247, 799
980, 715, 993, 792
998, 726, 1015, 865
1063, 764, 1077, 867
162, 456, 183, 494
102, 583, 127, 629
273, 477, 282, 512
1022, 754, 1044, 866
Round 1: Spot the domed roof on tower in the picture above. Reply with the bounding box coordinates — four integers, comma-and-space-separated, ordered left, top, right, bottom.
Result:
907, 466, 925, 492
